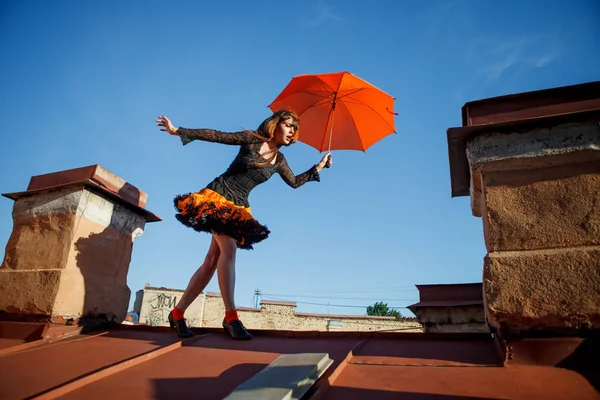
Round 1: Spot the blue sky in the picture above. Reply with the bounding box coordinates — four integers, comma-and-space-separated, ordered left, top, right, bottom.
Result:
1, 0, 598, 317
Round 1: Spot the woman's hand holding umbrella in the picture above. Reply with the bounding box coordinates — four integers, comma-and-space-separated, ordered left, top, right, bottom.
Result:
316, 152, 332, 171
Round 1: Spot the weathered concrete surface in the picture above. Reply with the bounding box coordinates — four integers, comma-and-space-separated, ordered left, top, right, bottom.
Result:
467, 121, 600, 165
0, 186, 146, 322
483, 247, 600, 333
466, 121, 600, 217
0, 270, 62, 316
462, 118, 600, 335
413, 306, 489, 333
482, 159, 600, 252
2, 188, 83, 271
424, 322, 490, 333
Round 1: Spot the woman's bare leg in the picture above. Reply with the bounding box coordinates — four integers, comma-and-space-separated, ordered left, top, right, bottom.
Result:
212, 233, 238, 311
212, 233, 251, 340
175, 236, 220, 311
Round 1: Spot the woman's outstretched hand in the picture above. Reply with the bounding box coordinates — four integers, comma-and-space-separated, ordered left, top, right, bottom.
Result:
316, 152, 332, 172
156, 115, 179, 136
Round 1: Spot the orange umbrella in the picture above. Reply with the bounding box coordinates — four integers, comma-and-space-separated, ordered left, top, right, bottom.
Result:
268, 71, 397, 152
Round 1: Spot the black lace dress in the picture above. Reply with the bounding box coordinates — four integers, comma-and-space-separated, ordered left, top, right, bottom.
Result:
174, 127, 320, 249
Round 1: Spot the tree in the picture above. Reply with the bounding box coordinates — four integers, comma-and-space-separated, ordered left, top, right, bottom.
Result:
366, 301, 403, 318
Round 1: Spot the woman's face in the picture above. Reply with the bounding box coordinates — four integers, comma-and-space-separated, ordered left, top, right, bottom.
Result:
274, 117, 298, 146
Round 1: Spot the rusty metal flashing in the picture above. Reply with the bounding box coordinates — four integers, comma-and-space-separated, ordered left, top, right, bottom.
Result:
3, 181, 161, 222
2, 164, 161, 222
408, 300, 482, 309
408, 283, 484, 313
461, 81, 600, 127
447, 108, 600, 197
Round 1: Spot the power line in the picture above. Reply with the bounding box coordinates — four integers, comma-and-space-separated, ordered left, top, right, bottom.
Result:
262, 296, 412, 310
317, 289, 418, 294
262, 293, 417, 302
303, 286, 417, 293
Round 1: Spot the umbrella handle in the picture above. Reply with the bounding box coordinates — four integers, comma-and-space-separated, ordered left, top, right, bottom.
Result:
324, 154, 332, 168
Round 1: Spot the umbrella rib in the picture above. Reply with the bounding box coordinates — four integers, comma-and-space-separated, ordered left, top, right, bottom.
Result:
303, 90, 334, 99
272, 91, 334, 116
312, 74, 337, 93
295, 90, 339, 115
320, 75, 346, 152
336, 95, 397, 134
301, 91, 336, 111
335, 99, 367, 151
311, 95, 336, 108
358, 101, 397, 133
336, 87, 365, 100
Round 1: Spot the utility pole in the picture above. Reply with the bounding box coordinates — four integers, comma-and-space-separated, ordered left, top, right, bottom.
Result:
252, 289, 262, 308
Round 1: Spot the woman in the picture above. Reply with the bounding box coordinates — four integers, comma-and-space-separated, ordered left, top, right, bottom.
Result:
156, 110, 331, 340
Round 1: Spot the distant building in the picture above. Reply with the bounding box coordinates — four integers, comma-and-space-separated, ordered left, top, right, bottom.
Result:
132, 286, 422, 332
408, 283, 489, 333
132, 285, 205, 327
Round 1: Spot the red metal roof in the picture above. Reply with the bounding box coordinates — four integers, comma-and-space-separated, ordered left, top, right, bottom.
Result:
0, 321, 597, 399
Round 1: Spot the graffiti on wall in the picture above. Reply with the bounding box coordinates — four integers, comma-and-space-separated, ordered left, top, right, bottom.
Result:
144, 292, 197, 327
145, 292, 176, 326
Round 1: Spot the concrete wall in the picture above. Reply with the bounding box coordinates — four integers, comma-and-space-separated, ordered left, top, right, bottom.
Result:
202, 294, 422, 332
466, 120, 600, 334
134, 287, 205, 328
414, 306, 489, 333
131, 289, 422, 332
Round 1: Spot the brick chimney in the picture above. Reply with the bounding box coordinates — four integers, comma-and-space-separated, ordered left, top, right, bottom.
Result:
0, 165, 161, 325
447, 81, 600, 335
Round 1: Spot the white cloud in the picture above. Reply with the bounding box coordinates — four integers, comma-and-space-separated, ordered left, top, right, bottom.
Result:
302, 0, 343, 28
477, 38, 528, 83
533, 52, 559, 68
470, 34, 564, 85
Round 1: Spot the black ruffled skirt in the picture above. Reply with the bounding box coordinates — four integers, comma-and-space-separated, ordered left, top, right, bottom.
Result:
173, 188, 269, 250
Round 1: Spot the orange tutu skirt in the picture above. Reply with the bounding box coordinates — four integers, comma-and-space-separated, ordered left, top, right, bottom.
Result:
174, 188, 269, 250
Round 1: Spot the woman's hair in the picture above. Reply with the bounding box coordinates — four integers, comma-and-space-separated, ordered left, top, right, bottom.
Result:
248, 109, 300, 166
255, 109, 300, 144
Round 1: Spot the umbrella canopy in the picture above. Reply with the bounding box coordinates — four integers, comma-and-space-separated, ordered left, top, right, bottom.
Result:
268, 71, 397, 152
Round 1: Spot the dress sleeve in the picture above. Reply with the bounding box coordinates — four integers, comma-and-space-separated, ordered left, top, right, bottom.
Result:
276, 153, 320, 189
177, 128, 264, 146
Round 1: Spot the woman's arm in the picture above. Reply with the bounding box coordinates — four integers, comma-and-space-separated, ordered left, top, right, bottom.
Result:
156, 115, 262, 146
277, 152, 331, 188
177, 127, 261, 146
